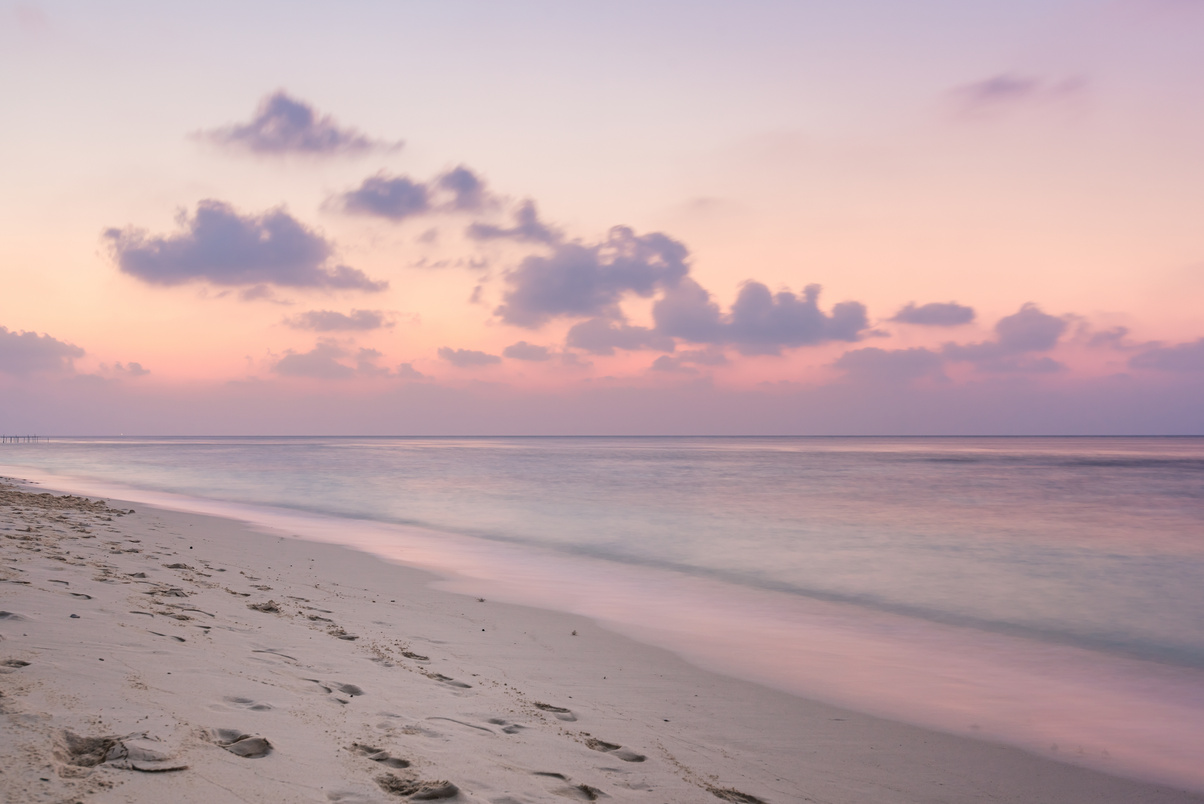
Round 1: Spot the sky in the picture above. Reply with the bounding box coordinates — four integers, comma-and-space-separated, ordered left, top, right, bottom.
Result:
2, 0, 1203, 434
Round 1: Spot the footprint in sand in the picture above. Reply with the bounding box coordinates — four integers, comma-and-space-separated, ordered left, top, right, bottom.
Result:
224, 696, 273, 711
424, 672, 471, 689
537, 778, 603, 801
533, 702, 576, 721
584, 737, 645, 763
349, 742, 411, 769
60, 730, 188, 772
328, 627, 360, 641
706, 786, 767, 804
147, 630, 186, 643
375, 772, 459, 800
0, 659, 30, 674
204, 728, 273, 758
487, 718, 526, 735
303, 679, 364, 702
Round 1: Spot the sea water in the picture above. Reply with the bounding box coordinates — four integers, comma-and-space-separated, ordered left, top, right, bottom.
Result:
3, 437, 1203, 788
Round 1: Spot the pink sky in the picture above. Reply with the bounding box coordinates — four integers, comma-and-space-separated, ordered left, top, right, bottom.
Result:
2, 0, 1203, 433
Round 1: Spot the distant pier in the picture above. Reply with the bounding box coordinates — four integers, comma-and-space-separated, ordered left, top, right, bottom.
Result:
1, 435, 46, 443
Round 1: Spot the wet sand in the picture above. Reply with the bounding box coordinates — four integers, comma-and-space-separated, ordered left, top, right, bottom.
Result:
1, 477, 1201, 803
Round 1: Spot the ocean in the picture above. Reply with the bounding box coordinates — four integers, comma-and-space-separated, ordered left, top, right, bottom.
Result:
3, 436, 1203, 789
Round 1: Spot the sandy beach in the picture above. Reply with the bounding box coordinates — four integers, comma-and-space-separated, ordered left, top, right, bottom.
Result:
1, 477, 1201, 804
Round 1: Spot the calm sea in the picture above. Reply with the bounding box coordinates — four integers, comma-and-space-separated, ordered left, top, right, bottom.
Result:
3, 436, 1204, 788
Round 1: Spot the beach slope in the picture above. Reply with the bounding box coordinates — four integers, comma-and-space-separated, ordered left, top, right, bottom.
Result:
1, 478, 1200, 803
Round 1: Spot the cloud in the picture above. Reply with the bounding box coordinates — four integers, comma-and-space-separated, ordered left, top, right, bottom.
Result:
198, 91, 397, 156
565, 318, 675, 355
437, 166, 489, 211
114, 361, 150, 377
438, 347, 501, 367
994, 303, 1068, 351
468, 200, 560, 244
496, 226, 690, 327
339, 174, 430, 220
105, 200, 386, 292
1088, 326, 1129, 348
502, 341, 553, 361
336, 166, 490, 222
396, 362, 430, 381
354, 347, 392, 377
1129, 338, 1204, 371
272, 341, 356, 379
284, 309, 389, 332
943, 303, 1067, 371
653, 279, 869, 355
650, 348, 728, 373
1085, 325, 1150, 350
891, 301, 976, 326
0, 326, 84, 375
650, 354, 698, 374
950, 74, 1087, 117
833, 347, 946, 383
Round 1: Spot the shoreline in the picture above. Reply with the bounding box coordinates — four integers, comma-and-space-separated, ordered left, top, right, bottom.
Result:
2, 478, 1202, 803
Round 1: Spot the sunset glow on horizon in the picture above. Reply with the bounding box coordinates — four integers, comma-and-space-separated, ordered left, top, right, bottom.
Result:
3, 0, 1203, 434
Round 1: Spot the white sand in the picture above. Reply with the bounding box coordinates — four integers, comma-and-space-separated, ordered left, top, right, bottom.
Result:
2, 478, 1201, 804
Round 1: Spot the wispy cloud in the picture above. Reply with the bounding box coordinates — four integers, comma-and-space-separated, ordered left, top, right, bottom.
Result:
438, 347, 502, 368
198, 91, 399, 156
833, 347, 946, 384
1130, 338, 1204, 371
950, 74, 1088, 118
467, 200, 559, 244
284, 310, 390, 332
566, 319, 675, 356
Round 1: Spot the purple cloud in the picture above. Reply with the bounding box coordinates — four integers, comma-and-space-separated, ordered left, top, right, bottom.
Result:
566, 318, 676, 356
833, 347, 946, 384
114, 361, 150, 377
0, 326, 84, 375
891, 302, 976, 327
105, 200, 386, 292
340, 174, 431, 221
650, 349, 728, 373
943, 303, 1067, 372
496, 226, 690, 327
199, 91, 397, 156
438, 166, 489, 211
273, 341, 356, 379
438, 347, 502, 368
468, 200, 560, 244
653, 279, 869, 355
951, 74, 1087, 116
1129, 338, 1204, 371
502, 341, 553, 361
397, 362, 430, 381
284, 310, 389, 332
